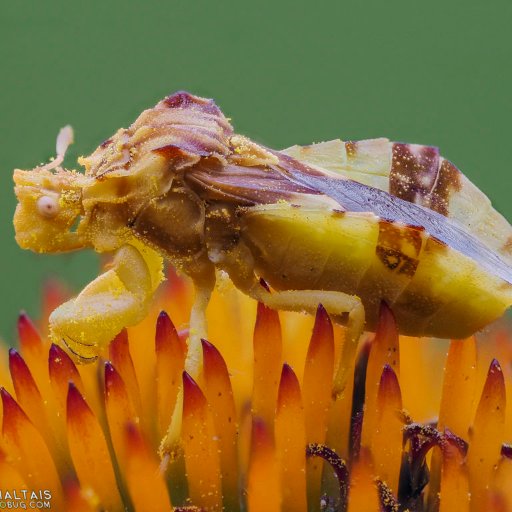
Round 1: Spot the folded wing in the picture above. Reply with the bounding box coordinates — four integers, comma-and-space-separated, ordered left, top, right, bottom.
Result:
283, 138, 512, 266
273, 150, 512, 285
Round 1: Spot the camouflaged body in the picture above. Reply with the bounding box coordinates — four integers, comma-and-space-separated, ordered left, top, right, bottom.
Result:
14, 92, 512, 338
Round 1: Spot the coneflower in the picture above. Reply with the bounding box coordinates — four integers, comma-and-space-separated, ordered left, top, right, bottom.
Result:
0, 271, 510, 511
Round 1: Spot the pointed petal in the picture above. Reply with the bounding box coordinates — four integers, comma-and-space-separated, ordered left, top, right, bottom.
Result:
63, 478, 99, 512
49, 343, 84, 412
347, 447, 379, 512
440, 337, 477, 436
439, 433, 470, 512
17, 312, 43, 356
206, 276, 257, 408
252, 302, 282, 427
109, 329, 143, 419
47, 344, 85, 474
104, 362, 137, 468
124, 423, 172, 511
467, 359, 506, 511
201, 339, 238, 510
247, 418, 281, 512
361, 302, 399, 446
275, 364, 307, 512
17, 313, 48, 392
303, 305, 335, 442
302, 305, 335, 505
181, 372, 222, 511
371, 364, 403, 495
8, 348, 63, 468
1, 388, 63, 508
429, 337, 476, 504
9, 349, 45, 427
155, 311, 186, 438
66, 383, 122, 511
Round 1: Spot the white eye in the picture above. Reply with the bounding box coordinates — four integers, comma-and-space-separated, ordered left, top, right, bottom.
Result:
37, 195, 60, 218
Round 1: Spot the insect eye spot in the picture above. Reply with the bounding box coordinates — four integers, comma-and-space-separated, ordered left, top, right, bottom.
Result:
37, 195, 60, 218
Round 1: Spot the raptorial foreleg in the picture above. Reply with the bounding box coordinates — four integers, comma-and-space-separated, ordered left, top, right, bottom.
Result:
49, 242, 164, 362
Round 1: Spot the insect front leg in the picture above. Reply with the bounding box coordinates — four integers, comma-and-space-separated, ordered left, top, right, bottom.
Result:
49, 242, 164, 362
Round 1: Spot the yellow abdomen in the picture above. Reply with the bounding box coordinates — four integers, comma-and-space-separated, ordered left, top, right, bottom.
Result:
241, 204, 512, 338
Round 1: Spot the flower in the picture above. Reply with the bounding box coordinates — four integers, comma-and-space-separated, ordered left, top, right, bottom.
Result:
0, 270, 511, 511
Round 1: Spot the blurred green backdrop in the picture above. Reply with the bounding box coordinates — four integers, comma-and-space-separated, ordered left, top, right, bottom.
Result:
1, 1, 511, 340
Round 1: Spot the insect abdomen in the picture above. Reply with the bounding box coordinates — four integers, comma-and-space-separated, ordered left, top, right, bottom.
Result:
241, 205, 380, 294
240, 204, 512, 338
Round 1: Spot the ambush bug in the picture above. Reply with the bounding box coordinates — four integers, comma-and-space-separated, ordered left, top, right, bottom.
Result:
13, 91, 512, 390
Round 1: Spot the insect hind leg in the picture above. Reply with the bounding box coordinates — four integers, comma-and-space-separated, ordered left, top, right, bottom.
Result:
216, 241, 366, 397
251, 284, 365, 398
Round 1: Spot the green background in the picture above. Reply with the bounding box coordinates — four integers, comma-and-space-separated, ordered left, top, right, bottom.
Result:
1, 1, 511, 341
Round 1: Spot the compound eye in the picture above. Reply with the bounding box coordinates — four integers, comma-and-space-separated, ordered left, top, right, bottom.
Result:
37, 195, 60, 218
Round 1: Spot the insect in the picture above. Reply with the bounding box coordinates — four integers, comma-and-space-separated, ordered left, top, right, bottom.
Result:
13, 91, 512, 390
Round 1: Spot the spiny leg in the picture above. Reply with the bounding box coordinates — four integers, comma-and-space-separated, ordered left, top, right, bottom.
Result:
50, 242, 163, 361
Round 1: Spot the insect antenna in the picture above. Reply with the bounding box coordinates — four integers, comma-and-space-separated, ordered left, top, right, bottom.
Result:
39, 125, 74, 172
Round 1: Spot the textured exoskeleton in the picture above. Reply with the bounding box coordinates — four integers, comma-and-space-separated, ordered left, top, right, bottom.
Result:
13, 92, 512, 394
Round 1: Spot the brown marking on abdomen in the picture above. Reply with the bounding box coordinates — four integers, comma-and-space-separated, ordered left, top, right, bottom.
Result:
390, 143, 440, 206
375, 246, 419, 276
389, 144, 463, 217
375, 220, 425, 277
429, 159, 462, 216
115, 177, 132, 198
377, 220, 424, 256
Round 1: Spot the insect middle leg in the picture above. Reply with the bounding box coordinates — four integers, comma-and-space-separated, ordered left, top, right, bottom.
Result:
186, 266, 216, 377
